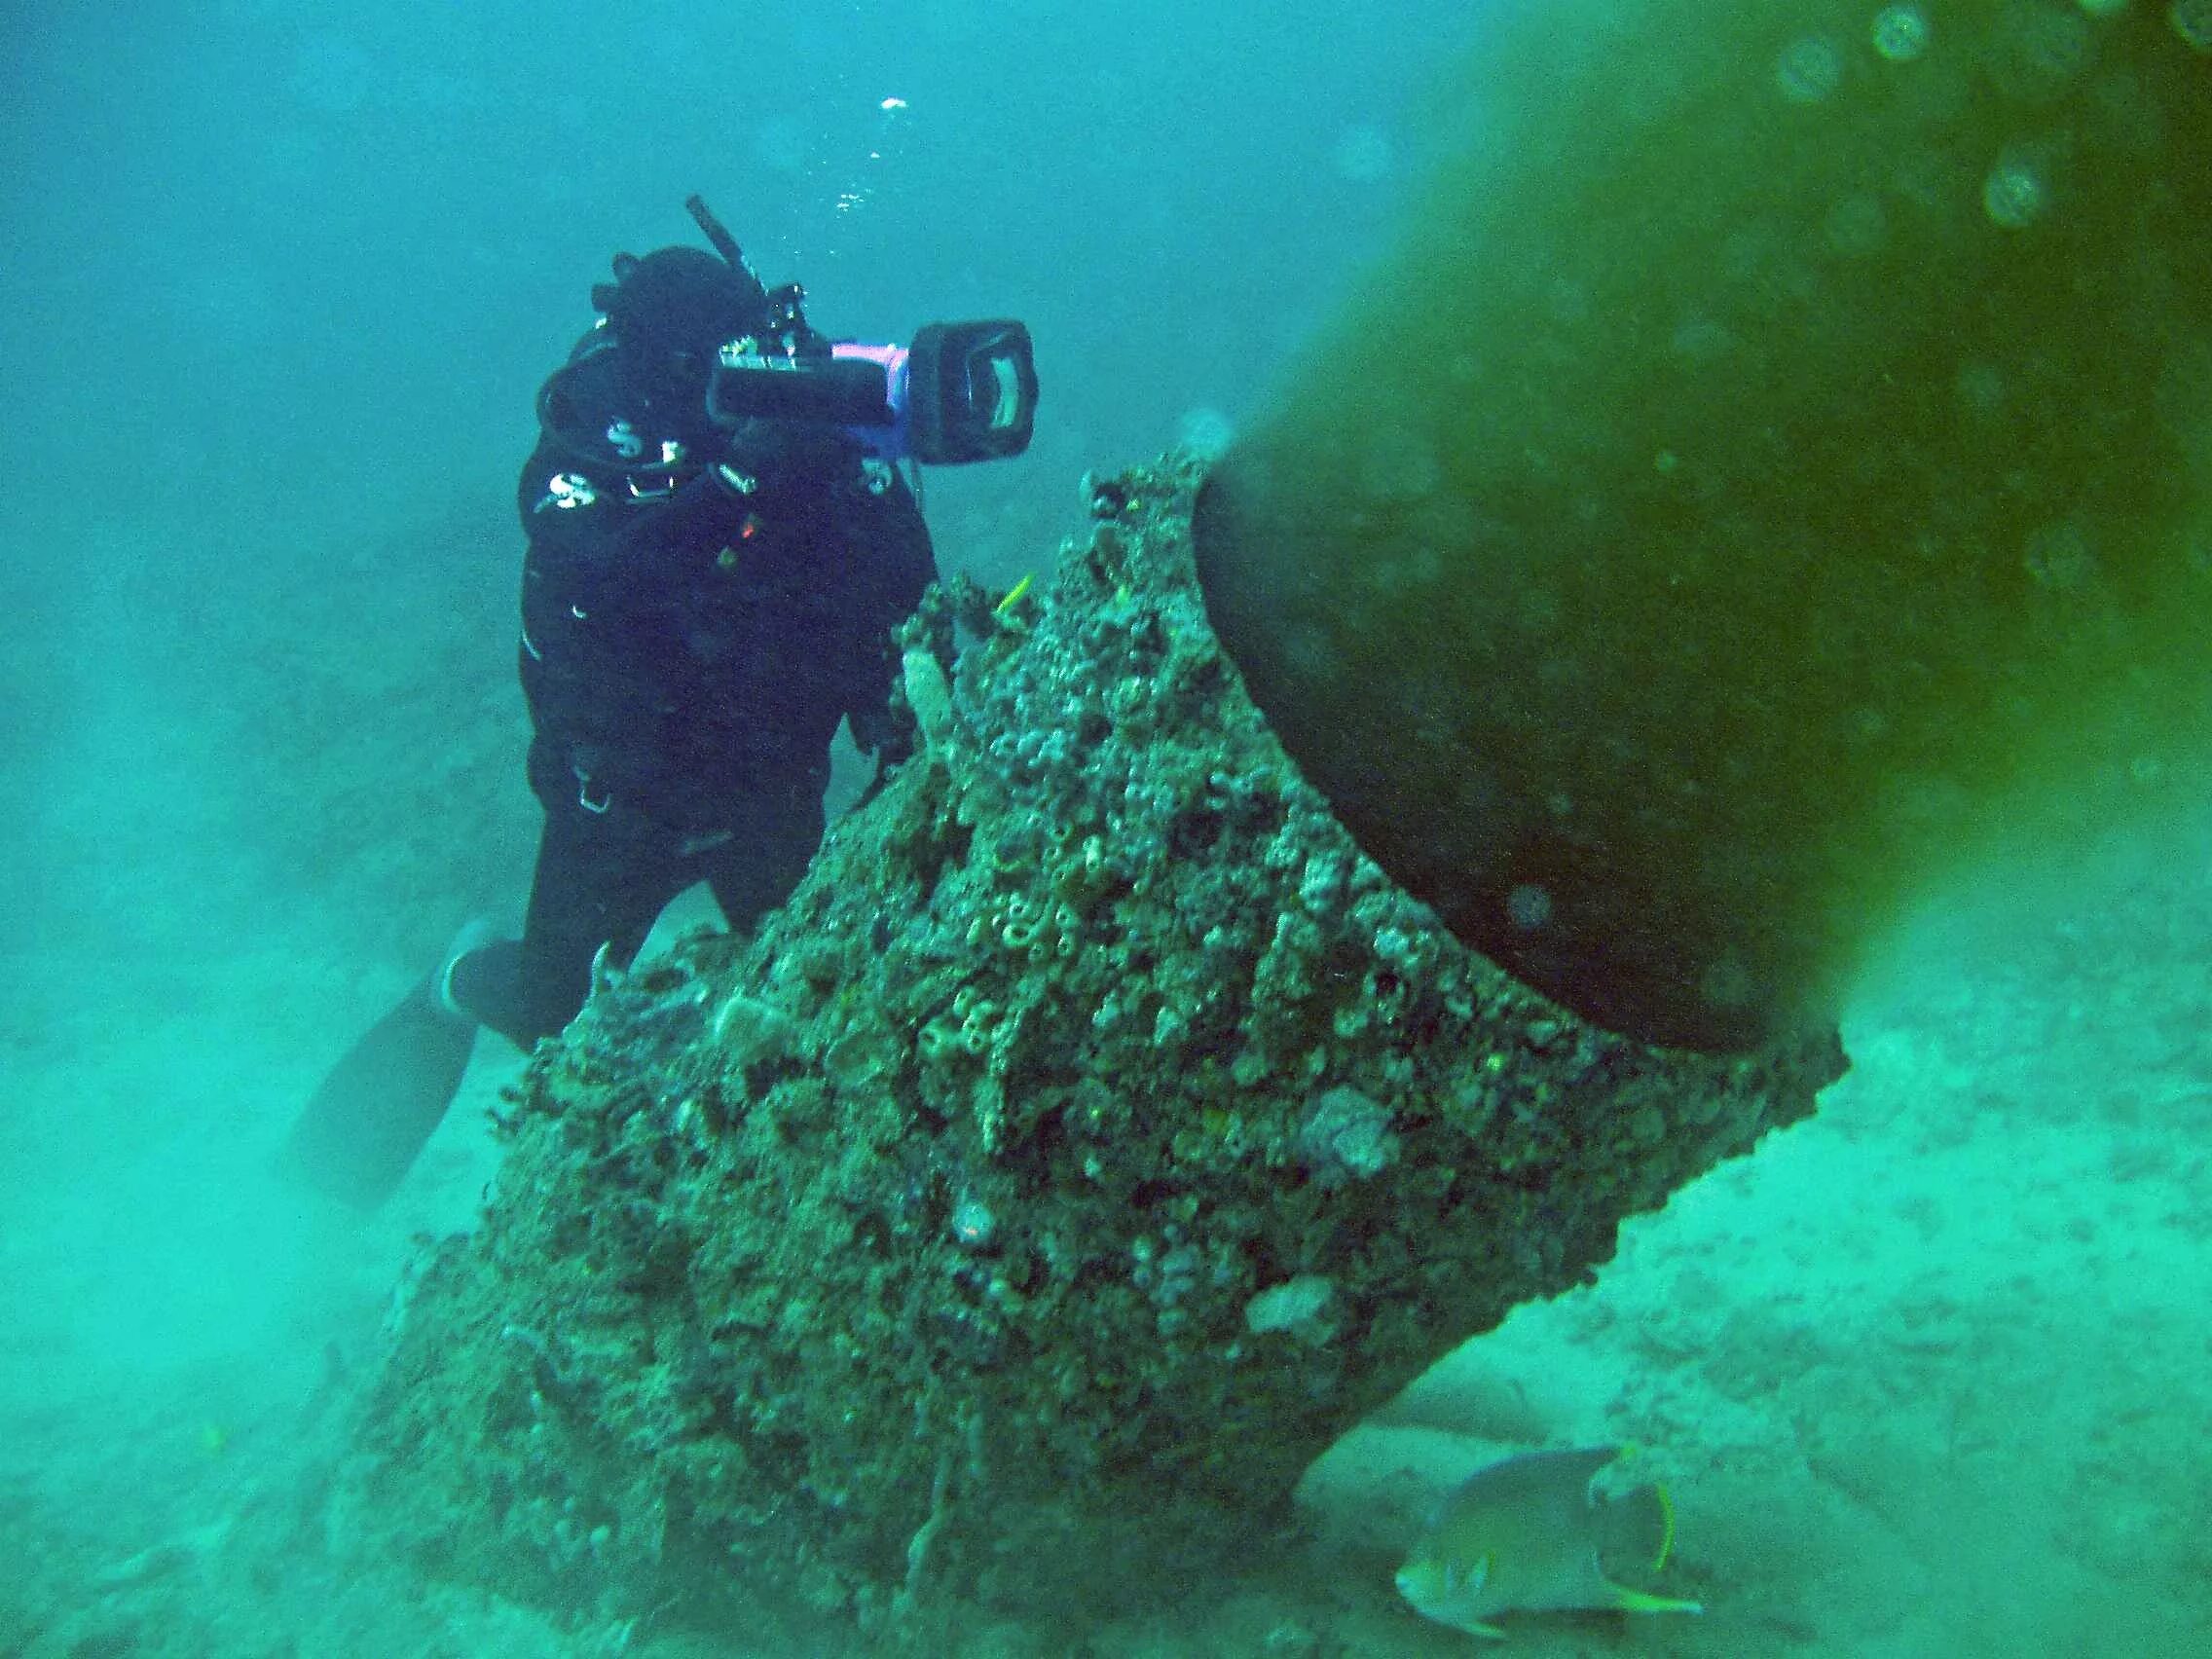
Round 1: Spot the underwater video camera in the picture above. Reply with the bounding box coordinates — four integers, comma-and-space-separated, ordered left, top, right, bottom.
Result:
710, 307, 1038, 467
686, 195, 1037, 466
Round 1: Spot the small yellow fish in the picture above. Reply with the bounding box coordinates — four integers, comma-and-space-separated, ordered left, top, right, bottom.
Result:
1394, 1446, 1702, 1640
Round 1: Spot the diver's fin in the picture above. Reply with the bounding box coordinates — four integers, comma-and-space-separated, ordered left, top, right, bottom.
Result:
279, 973, 477, 1209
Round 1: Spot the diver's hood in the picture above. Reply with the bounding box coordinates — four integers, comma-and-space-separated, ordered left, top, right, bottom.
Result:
593, 245, 769, 365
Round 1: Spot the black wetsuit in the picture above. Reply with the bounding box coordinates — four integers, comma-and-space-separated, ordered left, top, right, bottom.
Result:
451, 330, 935, 1045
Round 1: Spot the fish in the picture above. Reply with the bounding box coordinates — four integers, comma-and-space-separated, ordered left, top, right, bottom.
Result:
1393, 1445, 1703, 1640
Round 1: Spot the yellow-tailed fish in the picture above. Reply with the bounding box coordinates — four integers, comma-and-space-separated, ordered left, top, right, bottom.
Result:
1394, 1446, 1701, 1640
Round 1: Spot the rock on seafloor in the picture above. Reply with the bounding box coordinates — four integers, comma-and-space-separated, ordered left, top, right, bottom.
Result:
334, 455, 1843, 1642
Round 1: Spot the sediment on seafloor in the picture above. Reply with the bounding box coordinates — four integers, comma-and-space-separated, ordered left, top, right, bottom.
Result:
335, 453, 1844, 1641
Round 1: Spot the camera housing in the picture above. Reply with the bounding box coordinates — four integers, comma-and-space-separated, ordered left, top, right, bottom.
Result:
709, 319, 1036, 466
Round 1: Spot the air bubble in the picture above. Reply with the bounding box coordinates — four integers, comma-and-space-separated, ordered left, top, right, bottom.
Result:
1505, 884, 1553, 932
1825, 194, 1889, 257
1987, 2, 2093, 100
1955, 361, 2007, 414
2024, 521, 2094, 590
1671, 314, 1736, 360
1872, 5, 1932, 60
1330, 124, 1395, 184
2174, 0, 2212, 50
2155, 340, 2212, 432
1357, 431, 1440, 504
1982, 154, 2047, 228
1777, 36, 1845, 103
1175, 406, 1236, 461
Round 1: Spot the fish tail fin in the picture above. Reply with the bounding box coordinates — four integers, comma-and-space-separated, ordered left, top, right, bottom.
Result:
1593, 1480, 1701, 1615
1605, 1582, 1704, 1618
1597, 1480, 1677, 1574
1448, 1615, 1510, 1640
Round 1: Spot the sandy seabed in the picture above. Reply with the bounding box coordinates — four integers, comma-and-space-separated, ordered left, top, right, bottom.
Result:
5, 784, 2207, 1657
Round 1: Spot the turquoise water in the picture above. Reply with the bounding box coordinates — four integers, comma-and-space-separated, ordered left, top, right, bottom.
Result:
5, 2, 2209, 1653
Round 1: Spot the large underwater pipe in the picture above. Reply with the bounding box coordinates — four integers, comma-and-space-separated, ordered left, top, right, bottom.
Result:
1194, 1, 2212, 1050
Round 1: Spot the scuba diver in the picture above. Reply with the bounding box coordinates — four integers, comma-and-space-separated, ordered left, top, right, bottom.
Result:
284, 197, 1037, 1207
